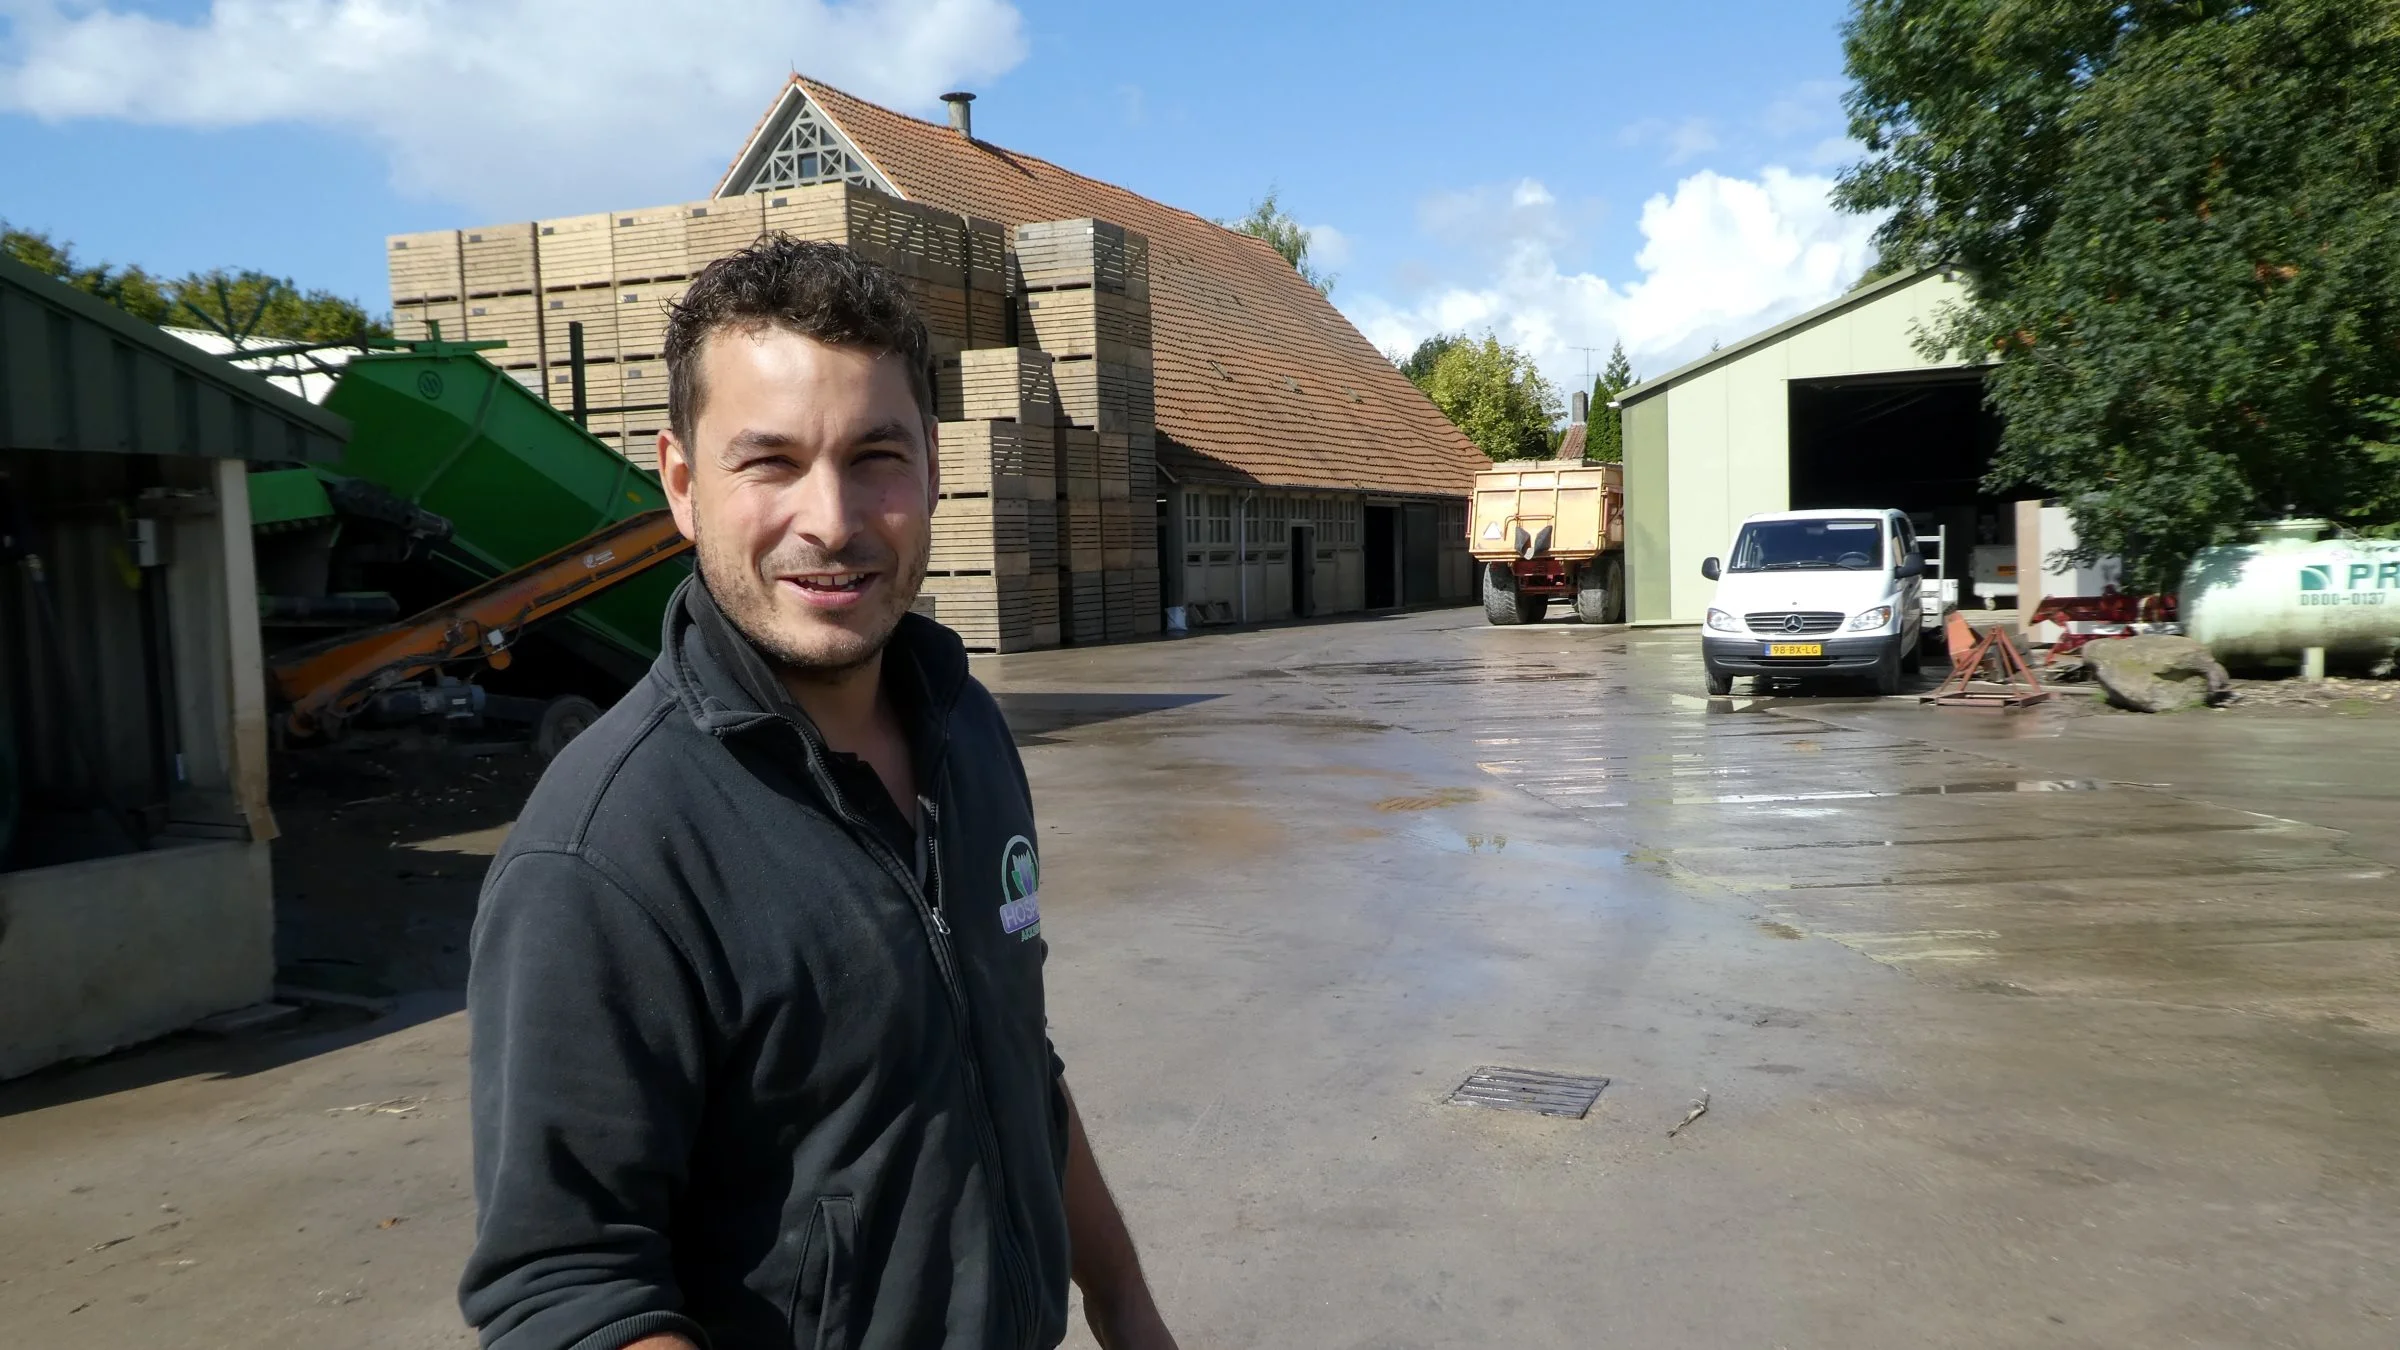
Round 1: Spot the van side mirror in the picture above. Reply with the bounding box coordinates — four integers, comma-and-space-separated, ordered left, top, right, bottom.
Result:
1701, 557, 1721, 581
1895, 551, 1925, 580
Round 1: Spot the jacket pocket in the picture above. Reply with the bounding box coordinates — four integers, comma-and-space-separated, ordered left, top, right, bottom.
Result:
788, 1195, 858, 1350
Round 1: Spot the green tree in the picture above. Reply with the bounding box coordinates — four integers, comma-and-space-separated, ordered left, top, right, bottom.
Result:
1394, 333, 1464, 387
1423, 334, 1561, 462
173, 269, 390, 345
1, 222, 387, 343
4, 222, 175, 324
1228, 189, 1335, 294
1834, 0, 2225, 286
1584, 342, 1634, 463
1838, 0, 2400, 588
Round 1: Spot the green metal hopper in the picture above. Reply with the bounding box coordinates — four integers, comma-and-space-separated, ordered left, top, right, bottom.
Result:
319, 339, 688, 679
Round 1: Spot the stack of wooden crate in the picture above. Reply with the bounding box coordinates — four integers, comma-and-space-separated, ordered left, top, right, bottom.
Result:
388, 183, 1010, 469
1015, 219, 1160, 642
926, 348, 1061, 652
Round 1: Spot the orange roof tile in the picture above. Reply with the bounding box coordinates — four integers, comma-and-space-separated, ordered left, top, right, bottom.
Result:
733, 77, 1484, 498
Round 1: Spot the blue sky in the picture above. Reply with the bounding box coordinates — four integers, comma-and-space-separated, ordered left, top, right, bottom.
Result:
0, 0, 1873, 393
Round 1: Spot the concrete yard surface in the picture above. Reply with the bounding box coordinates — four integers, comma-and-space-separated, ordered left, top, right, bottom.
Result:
2, 609, 2395, 1347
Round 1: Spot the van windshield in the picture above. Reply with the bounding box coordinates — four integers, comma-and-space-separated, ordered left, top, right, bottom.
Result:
1727, 518, 1886, 572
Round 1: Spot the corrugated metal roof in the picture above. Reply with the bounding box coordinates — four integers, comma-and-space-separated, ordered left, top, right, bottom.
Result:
0, 254, 349, 462
1615, 266, 1950, 408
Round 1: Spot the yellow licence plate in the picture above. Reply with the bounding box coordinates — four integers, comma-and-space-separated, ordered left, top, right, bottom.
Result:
1767, 642, 1824, 657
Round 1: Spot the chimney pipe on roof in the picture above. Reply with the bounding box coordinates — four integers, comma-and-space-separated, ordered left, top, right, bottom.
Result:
941, 91, 975, 138
1571, 390, 1589, 424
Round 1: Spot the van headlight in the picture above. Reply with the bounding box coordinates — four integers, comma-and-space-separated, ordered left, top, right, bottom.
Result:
1846, 606, 1894, 631
1706, 608, 1742, 632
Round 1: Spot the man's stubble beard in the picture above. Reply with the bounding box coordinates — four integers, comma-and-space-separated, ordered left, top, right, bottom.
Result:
691, 516, 930, 683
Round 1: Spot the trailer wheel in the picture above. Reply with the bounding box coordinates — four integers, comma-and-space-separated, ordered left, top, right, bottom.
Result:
1574, 555, 1627, 624
1483, 565, 1526, 626
534, 695, 603, 762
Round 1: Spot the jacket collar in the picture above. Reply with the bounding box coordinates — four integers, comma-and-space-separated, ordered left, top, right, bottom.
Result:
661, 572, 969, 762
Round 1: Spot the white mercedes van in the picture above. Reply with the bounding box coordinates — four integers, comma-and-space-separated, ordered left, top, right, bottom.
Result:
1699, 508, 1927, 696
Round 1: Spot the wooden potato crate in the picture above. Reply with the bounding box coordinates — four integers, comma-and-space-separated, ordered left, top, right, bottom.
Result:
1063, 499, 1104, 571
612, 205, 689, 282
388, 230, 463, 302
1133, 570, 1163, 635
1096, 433, 1132, 500
541, 288, 618, 353
931, 497, 1034, 577
463, 294, 542, 361
620, 420, 666, 472
1052, 357, 1156, 433
616, 282, 689, 358
684, 196, 767, 273
461, 223, 538, 294
759, 184, 1007, 293
919, 573, 1058, 653
1101, 498, 1137, 569
1025, 498, 1060, 573
536, 214, 615, 290
1014, 219, 1150, 301
1015, 288, 1153, 364
617, 358, 668, 416
1060, 570, 1108, 645
393, 298, 466, 344
939, 420, 1055, 499
938, 348, 1057, 426
1058, 427, 1099, 481
1103, 569, 1139, 641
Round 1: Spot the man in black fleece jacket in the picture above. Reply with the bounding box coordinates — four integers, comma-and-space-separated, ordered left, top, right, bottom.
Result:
460, 237, 1179, 1350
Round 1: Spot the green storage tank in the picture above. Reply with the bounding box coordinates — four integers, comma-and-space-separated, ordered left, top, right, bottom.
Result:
320, 340, 689, 679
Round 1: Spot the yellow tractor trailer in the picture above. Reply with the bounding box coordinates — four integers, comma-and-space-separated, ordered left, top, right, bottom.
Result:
1470, 462, 1626, 624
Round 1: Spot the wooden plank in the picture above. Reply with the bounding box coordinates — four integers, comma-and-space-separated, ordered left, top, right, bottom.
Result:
1016, 289, 1153, 363
931, 496, 1033, 576
1013, 219, 1151, 301
1101, 499, 1135, 569
758, 183, 1001, 292
612, 205, 688, 282
540, 288, 618, 355
1063, 500, 1104, 571
938, 420, 1055, 499
461, 222, 538, 294
392, 298, 465, 344
616, 281, 688, 357
462, 294, 542, 362
1060, 570, 1108, 644
918, 573, 1058, 652
388, 230, 462, 302
1103, 569, 1139, 641
536, 213, 615, 290
684, 195, 768, 274
939, 348, 1057, 425
1059, 427, 1099, 480
1025, 499, 1059, 572
1052, 357, 1155, 433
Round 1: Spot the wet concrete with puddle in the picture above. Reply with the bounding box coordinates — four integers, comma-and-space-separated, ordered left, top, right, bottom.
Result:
984, 609, 2400, 1348
0, 607, 2392, 1348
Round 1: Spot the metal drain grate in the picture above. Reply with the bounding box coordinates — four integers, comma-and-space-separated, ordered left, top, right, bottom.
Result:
1448, 1066, 1610, 1118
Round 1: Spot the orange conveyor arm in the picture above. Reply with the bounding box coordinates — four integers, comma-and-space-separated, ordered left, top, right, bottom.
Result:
269, 508, 692, 738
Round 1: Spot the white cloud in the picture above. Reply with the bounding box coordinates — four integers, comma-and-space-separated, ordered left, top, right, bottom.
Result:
1619, 115, 1721, 166
1345, 167, 1881, 394
0, 0, 1028, 218
1303, 222, 1351, 270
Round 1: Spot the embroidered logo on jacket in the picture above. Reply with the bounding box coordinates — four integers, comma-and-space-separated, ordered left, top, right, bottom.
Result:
999, 835, 1041, 940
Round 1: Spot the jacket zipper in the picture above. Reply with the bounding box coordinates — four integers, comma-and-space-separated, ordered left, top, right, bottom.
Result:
787, 728, 1038, 1348
922, 795, 1040, 1349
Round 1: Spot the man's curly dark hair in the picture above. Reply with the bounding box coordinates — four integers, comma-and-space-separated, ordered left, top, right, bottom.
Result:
663, 234, 935, 446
